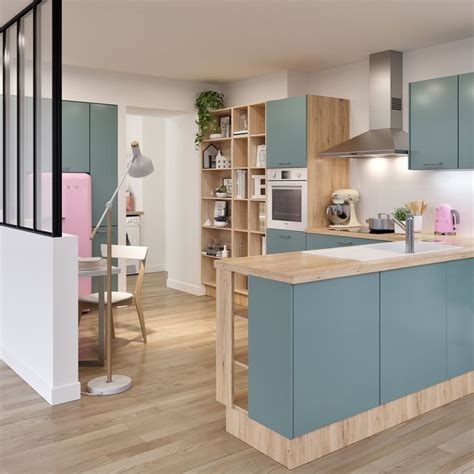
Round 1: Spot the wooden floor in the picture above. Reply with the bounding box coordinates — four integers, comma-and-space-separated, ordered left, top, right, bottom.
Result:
0, 272, 473, 473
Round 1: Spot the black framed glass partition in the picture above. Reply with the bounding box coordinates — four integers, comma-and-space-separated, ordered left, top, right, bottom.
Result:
0, 0, 62, 237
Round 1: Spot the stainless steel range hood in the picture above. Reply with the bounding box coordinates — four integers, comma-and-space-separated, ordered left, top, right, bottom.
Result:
321, 50, 408, 158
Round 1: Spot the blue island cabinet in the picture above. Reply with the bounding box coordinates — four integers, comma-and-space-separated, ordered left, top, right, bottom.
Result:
380, 263, 447, 404
248, 273, 380, 439
447, 259, 474, 378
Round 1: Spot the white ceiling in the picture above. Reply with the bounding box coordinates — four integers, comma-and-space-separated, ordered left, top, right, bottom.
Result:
2, 1, 473, 83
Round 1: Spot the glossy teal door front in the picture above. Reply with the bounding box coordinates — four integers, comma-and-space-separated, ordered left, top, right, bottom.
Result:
90, 104, 118, 227
459, 73, 474, 169
248, 277, 294, 438
293, 273, 380, 437
305, 233, 385, 250
267, 228, 306, 254
380, 264, 447, 403
409, 76, 458, 170
267, 96, 307, 168
447, 259, 474, 377
62, 101, 90, 172
92, 225, 118, 292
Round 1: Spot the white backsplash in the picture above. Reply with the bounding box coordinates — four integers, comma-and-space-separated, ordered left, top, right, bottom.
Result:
350, 156, 474, 234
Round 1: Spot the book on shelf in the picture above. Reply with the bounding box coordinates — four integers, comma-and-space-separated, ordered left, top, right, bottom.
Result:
236, 170, 247, 199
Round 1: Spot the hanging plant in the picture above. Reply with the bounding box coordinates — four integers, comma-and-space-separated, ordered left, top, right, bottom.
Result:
195, 91, 225, 147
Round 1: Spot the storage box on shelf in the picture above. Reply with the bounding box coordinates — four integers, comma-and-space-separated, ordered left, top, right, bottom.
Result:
201, 103, 267, 301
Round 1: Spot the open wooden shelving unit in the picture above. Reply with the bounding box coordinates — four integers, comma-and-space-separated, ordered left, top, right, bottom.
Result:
201, 102, 266, 303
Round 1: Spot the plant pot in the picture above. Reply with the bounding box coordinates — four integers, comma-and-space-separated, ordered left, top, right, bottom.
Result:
394, 221, 405, 234
216, 192, 228, 198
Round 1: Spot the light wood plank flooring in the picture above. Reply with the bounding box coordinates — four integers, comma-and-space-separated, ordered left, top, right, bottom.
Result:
0, 272, 473, 473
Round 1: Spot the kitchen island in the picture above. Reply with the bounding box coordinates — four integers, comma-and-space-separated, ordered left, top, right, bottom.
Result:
214, 233, 474, 469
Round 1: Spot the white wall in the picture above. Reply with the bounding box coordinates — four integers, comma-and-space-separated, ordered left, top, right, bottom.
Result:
308, 38, 474, 234
165, 115, 205, 295
63, 66, 221, 291
0, 229, 80, 405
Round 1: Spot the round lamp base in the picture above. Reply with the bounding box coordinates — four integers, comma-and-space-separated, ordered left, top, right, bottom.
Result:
87, 375, 132, 396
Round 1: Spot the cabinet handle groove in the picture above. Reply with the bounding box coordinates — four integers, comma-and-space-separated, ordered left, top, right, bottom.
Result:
423, 162, 443, 167
278, 162, 291, 166
279, 235, 292, 240
337, 241, 353, 246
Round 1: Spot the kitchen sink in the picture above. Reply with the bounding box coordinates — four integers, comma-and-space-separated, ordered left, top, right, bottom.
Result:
303, 240, 462, 262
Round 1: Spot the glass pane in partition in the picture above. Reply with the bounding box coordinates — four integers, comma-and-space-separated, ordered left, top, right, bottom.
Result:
19, 12, 34, 229
4, 25, 18, 226
36, 0, 53, 233
0, 33, 3, 222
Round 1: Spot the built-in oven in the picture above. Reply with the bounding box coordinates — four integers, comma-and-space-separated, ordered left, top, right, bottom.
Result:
267, 168, 307, 231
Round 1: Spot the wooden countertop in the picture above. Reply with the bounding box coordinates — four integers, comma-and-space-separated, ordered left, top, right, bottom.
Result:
214, 233, 474, 284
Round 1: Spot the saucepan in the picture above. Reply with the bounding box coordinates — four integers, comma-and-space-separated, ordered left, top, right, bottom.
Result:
366, 213, 395, 233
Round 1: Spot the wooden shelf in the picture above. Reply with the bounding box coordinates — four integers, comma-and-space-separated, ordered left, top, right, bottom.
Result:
202, 137, 232, 143
201, 167, 232, 172
202, 225, 232, 231
201, 197, 231, 201
201, 102, 267, 299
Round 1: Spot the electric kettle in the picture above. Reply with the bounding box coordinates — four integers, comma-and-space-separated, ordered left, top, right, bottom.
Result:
434, 204, 460, 235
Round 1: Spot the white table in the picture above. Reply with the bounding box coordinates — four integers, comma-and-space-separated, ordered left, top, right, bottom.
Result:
79, 263, 120, 367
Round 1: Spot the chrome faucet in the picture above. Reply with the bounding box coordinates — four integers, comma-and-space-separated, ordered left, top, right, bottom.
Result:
391, 213, 415, 254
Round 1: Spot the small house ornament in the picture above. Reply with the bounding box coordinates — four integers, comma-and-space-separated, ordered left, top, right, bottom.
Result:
216, 150, 231, 169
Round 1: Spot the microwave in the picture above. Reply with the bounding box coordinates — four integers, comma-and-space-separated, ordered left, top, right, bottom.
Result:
267, 168, 307, 231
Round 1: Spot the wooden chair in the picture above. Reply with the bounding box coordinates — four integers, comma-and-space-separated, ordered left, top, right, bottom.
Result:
79, 245, 149, 343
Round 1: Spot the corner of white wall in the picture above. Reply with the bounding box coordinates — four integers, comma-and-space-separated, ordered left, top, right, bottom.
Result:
0, 229, 80, 405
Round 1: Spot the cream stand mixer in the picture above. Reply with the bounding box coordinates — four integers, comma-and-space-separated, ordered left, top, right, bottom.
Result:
326, 189, 362, 229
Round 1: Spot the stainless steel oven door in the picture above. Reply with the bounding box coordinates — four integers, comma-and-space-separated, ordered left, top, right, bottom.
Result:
268, 181, 307, 231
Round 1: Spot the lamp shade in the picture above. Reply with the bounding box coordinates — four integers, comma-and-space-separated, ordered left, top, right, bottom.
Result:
128, 141, 154, 178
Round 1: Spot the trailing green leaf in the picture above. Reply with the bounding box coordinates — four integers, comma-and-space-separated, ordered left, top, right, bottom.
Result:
195, 91, 225, 147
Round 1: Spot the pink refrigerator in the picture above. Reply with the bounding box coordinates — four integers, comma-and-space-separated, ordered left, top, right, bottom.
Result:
62, 173, 92, 296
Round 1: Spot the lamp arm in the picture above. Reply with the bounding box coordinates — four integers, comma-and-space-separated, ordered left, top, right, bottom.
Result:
91, 159, 135, 240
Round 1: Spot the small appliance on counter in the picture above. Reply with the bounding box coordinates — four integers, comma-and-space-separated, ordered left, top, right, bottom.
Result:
366, 213, 395, 234
326, 189, 362, 229
435, 204, 460, 235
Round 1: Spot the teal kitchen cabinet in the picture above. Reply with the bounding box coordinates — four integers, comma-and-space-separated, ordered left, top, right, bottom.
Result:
90, 104, 118, 227
293, 273, 380, 437
92, 225, 118, 292
380, 263, 447, 404
62, 101, 90, 173
267, 96, 307, 168
305, 233, 385, 250
409, 76, 459, 170
459, 73, 474, 169
248, 273, 380, 439
447, 259, 474, 378
266, 229, 306, 254
248, 277, 294, 438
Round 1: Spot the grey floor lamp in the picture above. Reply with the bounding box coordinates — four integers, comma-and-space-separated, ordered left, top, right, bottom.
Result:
87, 141, 154, 395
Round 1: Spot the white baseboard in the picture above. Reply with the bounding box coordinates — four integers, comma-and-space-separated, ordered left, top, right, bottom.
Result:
167, 278, 206, 296
0, 347, 81, 406
146, 264, 168, 273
